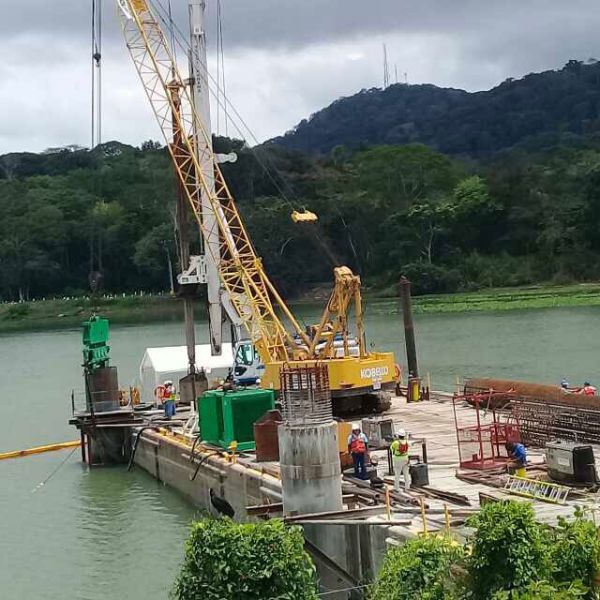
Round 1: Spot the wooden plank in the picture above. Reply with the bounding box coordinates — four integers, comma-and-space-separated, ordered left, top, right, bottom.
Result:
246, 502, 283, 516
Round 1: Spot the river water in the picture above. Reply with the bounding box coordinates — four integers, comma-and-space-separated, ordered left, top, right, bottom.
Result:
2, 302, 600, 598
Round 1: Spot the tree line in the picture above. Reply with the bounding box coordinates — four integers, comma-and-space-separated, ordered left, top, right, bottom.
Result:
3, 134, 600, 301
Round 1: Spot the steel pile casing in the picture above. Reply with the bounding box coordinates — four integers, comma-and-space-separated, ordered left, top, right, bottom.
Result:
278, 421, 343, 516
278, 364, 342, 516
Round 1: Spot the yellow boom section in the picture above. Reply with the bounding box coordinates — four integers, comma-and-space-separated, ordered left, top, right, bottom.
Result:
118, 0, 311, 362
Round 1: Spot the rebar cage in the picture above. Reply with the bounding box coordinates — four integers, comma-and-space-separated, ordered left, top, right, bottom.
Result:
280, 364, 332, 425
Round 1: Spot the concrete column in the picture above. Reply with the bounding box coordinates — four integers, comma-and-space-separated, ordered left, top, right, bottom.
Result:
278, 422, 343, 516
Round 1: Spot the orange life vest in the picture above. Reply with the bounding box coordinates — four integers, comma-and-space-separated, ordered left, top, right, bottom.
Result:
350, 436, 367, 454
584, 385, 597, 396
154, 385, 167, 403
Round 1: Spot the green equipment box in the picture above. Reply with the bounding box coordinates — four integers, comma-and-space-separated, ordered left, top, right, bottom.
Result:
82, 316, 110, 370
198, 389, 275, 452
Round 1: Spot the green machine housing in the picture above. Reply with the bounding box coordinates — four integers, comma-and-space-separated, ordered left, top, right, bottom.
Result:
198, 389, 275, 451
82, 316, 110, 371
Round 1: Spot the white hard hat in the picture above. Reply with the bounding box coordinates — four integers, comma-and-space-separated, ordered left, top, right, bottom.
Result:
164, 380, 173, 386
397, 428, 407, 438
351, 423, 360, 431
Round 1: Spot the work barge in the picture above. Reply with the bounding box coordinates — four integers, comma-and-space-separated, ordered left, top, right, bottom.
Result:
61, 1, 600, 595
71, 374, 600, 600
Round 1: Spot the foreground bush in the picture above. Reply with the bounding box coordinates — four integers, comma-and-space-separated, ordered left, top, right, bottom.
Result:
467, 501, 552, 598
370, 502, 600, 600
491, 580, 587, 599
551, 512, 600, 596
369, 535, 465, 600
173, 518, 319, 600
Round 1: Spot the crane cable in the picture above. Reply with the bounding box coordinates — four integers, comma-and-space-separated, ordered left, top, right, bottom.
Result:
148, 0, 301, 211
149, 0, 341, 275
167, 0, 177, 65
216, 0, 227, 136
150, 0, 296, 203
146, 0, 324, 333
91, 0, 102, 148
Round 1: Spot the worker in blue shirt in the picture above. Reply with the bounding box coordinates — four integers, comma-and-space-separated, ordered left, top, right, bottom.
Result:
505, 441, 527, 477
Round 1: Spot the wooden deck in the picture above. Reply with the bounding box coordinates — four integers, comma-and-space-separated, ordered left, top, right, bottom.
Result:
377, 395, 597, 526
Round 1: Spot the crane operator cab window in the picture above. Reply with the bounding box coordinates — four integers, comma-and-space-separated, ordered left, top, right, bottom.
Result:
233, 342, 264, 385
236, 343, 254, 366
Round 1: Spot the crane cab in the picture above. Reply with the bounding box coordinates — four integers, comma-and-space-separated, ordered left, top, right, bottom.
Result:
233, 341, 265, 386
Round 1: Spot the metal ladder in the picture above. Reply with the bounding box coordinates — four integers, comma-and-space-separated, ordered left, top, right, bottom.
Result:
504, 475, 570, 505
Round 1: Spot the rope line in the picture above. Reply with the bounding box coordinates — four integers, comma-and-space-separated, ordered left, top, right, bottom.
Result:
31, 447, 79, 493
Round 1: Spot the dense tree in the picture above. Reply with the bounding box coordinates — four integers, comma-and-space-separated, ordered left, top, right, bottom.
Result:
8, 94, 600, 300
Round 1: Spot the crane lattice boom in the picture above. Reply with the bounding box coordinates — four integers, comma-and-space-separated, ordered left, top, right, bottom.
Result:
118, 0, 311, 362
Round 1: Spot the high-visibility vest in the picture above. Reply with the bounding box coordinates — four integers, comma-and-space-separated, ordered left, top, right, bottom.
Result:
391, 440, 409, 457
584, 385, 597, 396
350, 437, 367, 454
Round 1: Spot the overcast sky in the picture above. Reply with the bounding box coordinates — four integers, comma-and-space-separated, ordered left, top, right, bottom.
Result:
1, 0, 600, 154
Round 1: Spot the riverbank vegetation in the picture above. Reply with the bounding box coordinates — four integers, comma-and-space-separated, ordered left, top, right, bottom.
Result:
403, 283, 600, 314
4, 283, 600, 334
0, 293, 183, 333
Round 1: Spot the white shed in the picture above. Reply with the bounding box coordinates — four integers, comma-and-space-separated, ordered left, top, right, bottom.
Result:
139, 343, 234, 403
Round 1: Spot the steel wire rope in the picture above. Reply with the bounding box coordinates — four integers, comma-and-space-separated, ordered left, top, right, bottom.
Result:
147, 0, 302, 212
167, 0, 178, 65
148, 0, 354, 280
150, 0, 295, 197
215, 0, 221, 135
91, 0, 97, 148
31, 446, 79, 493
148, 0, 316, 323
216, 0, 227, 136
90, 0, 106, 284
97, 0, 102, 146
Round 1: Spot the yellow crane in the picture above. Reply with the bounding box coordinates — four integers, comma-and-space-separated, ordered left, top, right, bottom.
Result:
116, 0, 398, 413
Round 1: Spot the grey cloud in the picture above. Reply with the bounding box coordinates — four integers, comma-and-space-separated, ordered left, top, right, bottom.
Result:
2, 1, 600, 154
6, 1, 600, 54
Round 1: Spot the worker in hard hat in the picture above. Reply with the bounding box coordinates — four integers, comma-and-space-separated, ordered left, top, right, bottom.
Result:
505, 441, 527, 477
163, 379, 176, 419
390, 429, 411, 491
347, 423, 369, 479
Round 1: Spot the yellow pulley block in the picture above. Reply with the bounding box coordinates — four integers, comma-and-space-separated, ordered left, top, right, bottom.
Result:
291, 210, 318, 223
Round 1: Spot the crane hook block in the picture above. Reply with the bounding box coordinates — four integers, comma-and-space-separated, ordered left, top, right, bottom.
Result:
291, 210, 318, 224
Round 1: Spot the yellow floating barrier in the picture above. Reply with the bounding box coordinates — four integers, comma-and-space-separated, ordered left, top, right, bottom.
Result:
0, 440, 80, 461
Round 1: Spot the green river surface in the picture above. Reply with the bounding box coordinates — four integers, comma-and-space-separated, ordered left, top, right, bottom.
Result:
2, 301, 600, 598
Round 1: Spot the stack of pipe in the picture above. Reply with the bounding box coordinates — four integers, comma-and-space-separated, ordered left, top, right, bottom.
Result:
465, 377, 600, 447
464, 378, 600, 410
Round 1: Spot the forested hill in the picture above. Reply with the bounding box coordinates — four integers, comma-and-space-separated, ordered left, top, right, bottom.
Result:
270, 59, 600, 157
8, 56, 600, 303
6, 136, 600, 303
